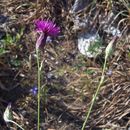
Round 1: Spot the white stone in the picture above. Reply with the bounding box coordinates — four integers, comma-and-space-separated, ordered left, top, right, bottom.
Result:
78, 32, 103, 58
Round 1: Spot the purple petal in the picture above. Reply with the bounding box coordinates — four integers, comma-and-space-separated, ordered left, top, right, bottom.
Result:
35, 20, 60, 36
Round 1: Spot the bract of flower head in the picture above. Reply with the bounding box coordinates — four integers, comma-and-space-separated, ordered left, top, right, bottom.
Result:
35, 20, 60, 49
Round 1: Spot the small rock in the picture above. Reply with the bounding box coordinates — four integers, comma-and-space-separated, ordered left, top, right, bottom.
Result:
71, 0, 91, 13
78, 32, 103, 58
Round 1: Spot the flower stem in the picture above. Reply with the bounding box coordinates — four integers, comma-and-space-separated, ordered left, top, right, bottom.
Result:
81, 58, 107, 130
36, 49, 41, 130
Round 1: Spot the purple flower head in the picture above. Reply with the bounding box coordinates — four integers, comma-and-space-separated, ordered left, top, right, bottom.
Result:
30, 86, 38, 95
35, 20, 60, 49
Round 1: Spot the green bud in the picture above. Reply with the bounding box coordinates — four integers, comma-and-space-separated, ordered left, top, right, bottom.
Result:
105, 37, 117, 60
3, 103, 13, 122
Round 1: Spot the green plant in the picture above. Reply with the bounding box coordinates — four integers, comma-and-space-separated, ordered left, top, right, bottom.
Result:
0, 27, 24, 56
88, 38, 102, 54
81, 37, 116, 130
35, 19, 60, 130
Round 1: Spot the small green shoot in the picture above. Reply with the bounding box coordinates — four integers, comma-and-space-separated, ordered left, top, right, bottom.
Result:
0, 27, 24, 56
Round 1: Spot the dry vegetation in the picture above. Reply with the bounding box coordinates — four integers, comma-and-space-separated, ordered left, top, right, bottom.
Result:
0, 0, 130, 130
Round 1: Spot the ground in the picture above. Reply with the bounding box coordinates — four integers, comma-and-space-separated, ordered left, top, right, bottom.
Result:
0, 0, 130, 130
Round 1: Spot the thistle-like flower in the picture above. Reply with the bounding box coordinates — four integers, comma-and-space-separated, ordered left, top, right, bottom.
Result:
35, 20, 60, 49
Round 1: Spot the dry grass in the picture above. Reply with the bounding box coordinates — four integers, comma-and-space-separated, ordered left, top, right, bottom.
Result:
0, 0, 130, 130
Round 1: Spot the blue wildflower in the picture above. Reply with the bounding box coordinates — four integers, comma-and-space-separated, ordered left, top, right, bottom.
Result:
30, 86, 38, 95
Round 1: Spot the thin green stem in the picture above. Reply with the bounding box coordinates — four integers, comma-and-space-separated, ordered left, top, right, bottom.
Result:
81, 58, 107, 130
36, 49, 41, 130
39, 59, 46, 107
